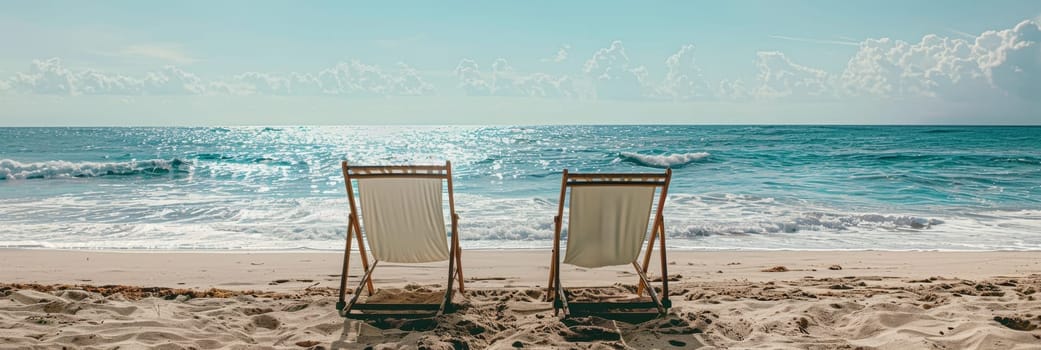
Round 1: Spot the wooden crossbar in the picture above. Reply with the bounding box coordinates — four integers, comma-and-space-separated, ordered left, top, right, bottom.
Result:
568, 302, 661, 310
342, 311, 439, 320
345, 164, 449, 178
565, 172, 668, 186
566, 173, 668, 180
352, 303, 441, 311
348, 165, 448, 171
568, 181, 664, 186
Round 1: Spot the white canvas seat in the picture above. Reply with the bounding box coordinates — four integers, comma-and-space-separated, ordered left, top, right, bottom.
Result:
563, 185, 656, 268
357, 178, 450, 263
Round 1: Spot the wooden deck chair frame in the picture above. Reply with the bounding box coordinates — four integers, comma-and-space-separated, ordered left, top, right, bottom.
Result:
335, 161, 465, 320
546, 169, 673, 320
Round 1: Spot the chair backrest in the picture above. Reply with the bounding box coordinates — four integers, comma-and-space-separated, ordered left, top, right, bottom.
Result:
560, 172, 669, 268
345, 164, 453, 263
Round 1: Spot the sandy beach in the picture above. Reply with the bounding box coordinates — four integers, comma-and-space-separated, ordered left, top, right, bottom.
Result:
0, 249, 1039, 349
4, 0, 1041, 348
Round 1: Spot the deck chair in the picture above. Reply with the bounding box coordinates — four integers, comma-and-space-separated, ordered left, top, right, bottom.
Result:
335, 161, 465, 320
546, 169, 673, 321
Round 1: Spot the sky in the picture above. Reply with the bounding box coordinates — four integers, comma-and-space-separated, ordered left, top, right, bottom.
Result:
1, 0, 1040, 125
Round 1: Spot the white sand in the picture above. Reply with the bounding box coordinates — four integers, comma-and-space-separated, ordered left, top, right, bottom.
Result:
1, 249, 1039, 349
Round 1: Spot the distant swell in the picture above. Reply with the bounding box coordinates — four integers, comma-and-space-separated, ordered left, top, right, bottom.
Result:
0, 159, 191, 180
620, 152, 710, 168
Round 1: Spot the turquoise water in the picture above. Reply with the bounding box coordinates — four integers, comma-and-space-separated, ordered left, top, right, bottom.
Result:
1, 126, 1039, 250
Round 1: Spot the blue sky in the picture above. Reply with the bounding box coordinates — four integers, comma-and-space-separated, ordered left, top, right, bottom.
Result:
1, 1, 1039, 125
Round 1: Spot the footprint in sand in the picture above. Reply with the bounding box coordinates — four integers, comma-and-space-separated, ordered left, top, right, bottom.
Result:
251, 314, 280, 330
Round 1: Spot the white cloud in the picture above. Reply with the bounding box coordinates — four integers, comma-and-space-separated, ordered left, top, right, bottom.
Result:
142, 66, 207, 95
455, 41, 679, 100
2, 58, 434, 97
980, 20, 1041, 99
541, 44, 570, 62
755, 51, 832, 99
838, 19, 1041, 101
389, 63, 436, 96
229, 72, 292, 95
582, 40, 652, 99
718, 79, 750, 100
657, 44, 714, 100
8, 58, 157, 95
755, 20, 1040, 102
454, 58, 491, 95
758, 20, 1041, 103
3, 19, 1039, 107
519, 73, 576, 98
9, 58, 76, 94
454, 58, 574, 97
490, 58, 517, 95
6, 58, 208, 95
286, 73, 324, 96
308, 61, 433, 96
840, 35, 984, 99
226, 61, 435, 96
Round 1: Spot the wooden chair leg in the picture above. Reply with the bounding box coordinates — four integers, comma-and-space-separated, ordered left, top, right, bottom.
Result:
637, 228, 658, 296
555, 269, 569, 318
352, 218, 375, 295
442, 231, 458, 315
344, 260, 379, 316
546, 214, 563, 302
336, 219, 355, 312
455, 247, 465, 293
632, 261, 666, 315
545, 254, 556, 301
658, 218, 670, 309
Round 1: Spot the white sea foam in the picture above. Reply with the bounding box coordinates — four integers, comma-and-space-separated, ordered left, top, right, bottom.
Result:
619, 152, 710, 168
2, 191, 1040, 251
0, 158, 190, 180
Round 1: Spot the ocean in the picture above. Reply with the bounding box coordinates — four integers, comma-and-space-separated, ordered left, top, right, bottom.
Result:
1, 126, 1039, 251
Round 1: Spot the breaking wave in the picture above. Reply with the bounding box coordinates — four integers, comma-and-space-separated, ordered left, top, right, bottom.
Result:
0, 158, 191, 180
619, 152, 710, 168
